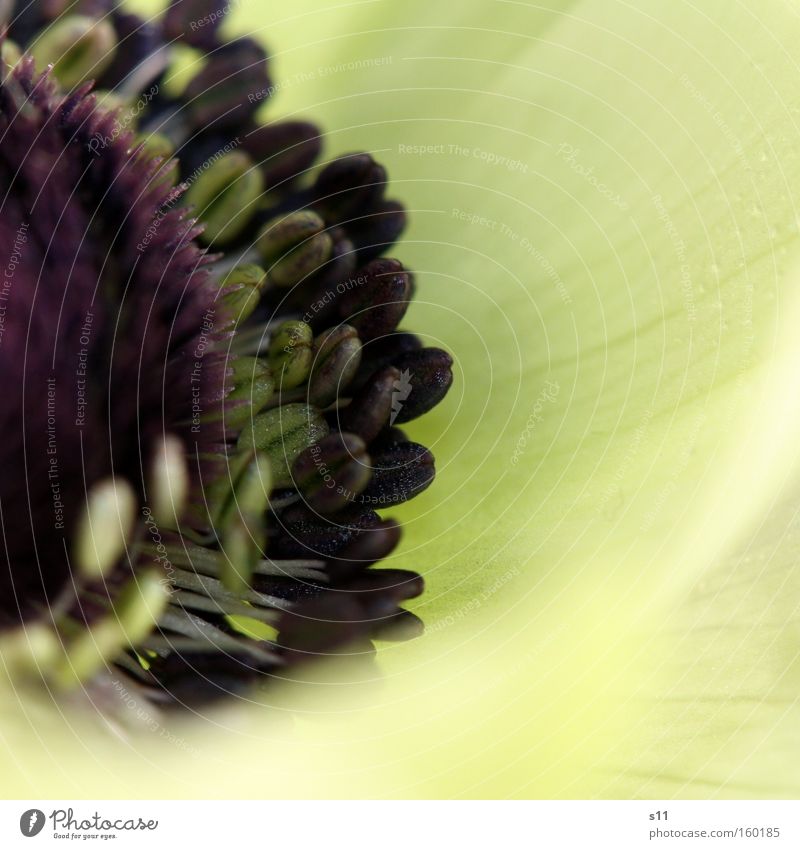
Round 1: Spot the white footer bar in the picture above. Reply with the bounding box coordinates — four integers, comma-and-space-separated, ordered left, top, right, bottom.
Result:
1, 800, 797, 848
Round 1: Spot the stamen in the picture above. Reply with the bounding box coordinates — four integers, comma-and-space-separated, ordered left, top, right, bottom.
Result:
54, 571, 168, 688
149, 436, 189, 528
74, 479, 137, 581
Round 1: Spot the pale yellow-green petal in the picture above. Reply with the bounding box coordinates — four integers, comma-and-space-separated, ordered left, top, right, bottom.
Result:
247, 0, 800, 624
605, 485, 800, 799
4, 0, 800, 798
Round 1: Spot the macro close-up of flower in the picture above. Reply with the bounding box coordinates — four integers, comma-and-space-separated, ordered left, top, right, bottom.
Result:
0, 0, 451, 708
3, 0, 800, 819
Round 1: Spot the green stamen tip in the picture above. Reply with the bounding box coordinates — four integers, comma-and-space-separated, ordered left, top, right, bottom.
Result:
224, 356, 276, 429
201, 450, 252, 529
0, 624, 61, 680
219, 453, 272, 592
30, 15, 118, 90
257, 210, 333, 288
135, 131, 175, 161
134, 132, 179, 191
54, 571, 168, 688
74, 478, 137, 581
184, 151, 264, 245
238, 403, 329, 488
219, 263, 268, 328
308, 324, 362, 407
1, 39, 22, 82
149, 435, 189, 529
268, 320, 314, 389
